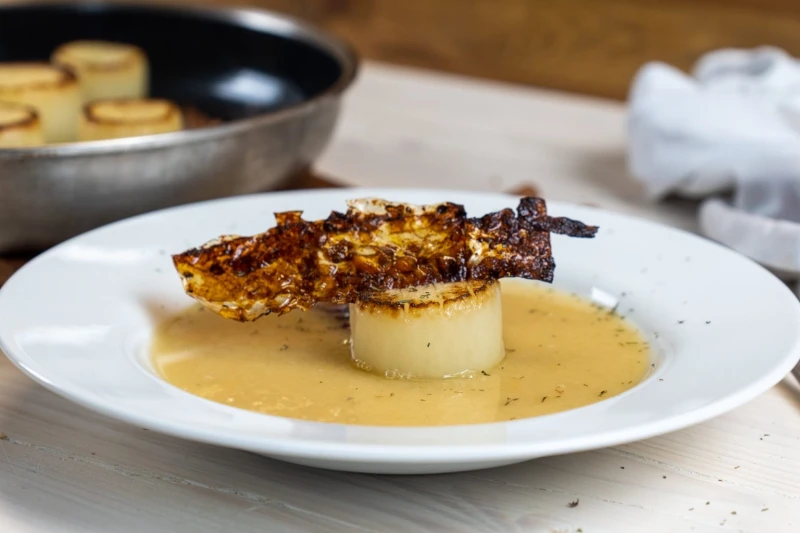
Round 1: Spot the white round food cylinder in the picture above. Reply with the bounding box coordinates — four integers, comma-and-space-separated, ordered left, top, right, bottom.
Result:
0, 63, 81, 143
349, 281, 505, 379
79, 98, 183, 141
0, 101, 44, 148
52, 40, 149, 103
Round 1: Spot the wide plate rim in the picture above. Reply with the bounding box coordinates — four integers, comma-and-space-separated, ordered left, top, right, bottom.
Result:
2, 187, 799, 467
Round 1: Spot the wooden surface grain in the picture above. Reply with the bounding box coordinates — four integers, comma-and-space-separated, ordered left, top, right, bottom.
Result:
6, 0, 800, 99
171, 0, 800, 99
2, 62, 800, 533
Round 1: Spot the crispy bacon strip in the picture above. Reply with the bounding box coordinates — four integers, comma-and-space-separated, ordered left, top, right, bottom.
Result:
172, 197, 597, 321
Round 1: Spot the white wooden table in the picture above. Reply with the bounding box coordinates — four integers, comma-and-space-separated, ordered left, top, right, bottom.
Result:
2, 62, 799, 533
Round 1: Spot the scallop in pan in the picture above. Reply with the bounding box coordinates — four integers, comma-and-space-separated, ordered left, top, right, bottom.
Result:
0, 62, 81, 143
52, 40, 149, 103
79, 98, 183, 141
0, 101, 44, 148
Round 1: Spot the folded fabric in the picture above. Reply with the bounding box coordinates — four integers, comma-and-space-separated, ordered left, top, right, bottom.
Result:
628, 46, 800, 276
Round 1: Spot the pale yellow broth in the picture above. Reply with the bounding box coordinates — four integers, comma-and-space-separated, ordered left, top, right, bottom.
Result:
151, 280, 650, 426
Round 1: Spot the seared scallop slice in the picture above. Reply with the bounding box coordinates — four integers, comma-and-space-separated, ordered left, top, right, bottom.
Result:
52, 40, 149, 102
0, 62, 81, 143
79, 98, 183, 141
0, 101, 44, 148
349, 280, 505, 379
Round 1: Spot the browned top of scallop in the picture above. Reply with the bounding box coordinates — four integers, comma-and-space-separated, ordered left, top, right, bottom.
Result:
83, 98, 179, 125
52, 40, 145, 72
0, 101, 39, 131
172, 197, 598, 321
0, 63, 77, 93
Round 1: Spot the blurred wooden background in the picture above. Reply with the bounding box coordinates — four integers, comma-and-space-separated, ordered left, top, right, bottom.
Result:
179, 0, 800, 100
0, 0, 793, 98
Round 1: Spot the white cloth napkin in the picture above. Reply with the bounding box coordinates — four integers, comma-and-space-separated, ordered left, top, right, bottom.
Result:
628, 47, 800, 276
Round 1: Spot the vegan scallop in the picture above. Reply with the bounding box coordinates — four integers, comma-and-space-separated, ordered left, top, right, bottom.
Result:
0, 101, 44, 148
0, 62, 81, 143
52, 40, 149, 103
79, 98, 183, 141
349, 280, 505, 379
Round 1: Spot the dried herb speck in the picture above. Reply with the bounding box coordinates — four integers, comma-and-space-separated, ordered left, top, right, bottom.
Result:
599, 390, 607, 397
481, 370, 491, 376
279, 344, 289, 351
567, 499, 579, 508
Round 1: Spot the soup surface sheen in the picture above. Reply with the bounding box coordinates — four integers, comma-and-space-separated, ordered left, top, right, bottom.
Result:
152, 280, 650, 426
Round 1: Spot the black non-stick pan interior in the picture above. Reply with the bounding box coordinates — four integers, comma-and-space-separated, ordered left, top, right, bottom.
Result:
0, 3, 345, 120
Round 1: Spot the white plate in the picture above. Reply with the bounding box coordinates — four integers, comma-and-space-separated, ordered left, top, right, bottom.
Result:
1, 188, 799, 475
